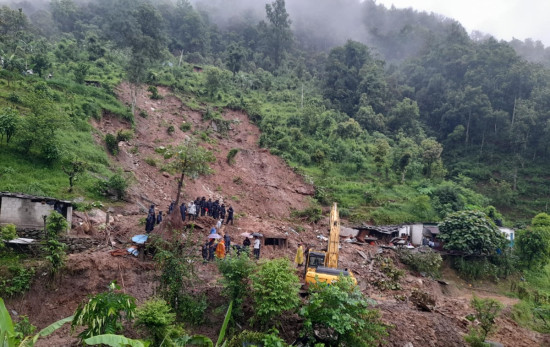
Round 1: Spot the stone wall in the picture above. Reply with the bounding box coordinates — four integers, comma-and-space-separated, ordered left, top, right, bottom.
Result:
59, 237, 104, 253
10, 230, 104, 254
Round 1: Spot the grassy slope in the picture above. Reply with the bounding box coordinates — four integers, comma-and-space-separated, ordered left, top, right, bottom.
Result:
0, 60, 129, 202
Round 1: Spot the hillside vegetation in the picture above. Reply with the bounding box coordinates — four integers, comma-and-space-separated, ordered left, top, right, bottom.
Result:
2, 1, 550, 345
1, 0, 549, 224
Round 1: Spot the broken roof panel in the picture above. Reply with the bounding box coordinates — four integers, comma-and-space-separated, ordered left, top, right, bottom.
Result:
353, 225, 400, 234
423, 225, 440, 235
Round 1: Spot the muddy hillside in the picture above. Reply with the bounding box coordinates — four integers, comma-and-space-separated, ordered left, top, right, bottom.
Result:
6, 84, 550, 347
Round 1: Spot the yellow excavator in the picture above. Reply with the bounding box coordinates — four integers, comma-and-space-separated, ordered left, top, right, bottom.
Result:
304, 202, 357, 285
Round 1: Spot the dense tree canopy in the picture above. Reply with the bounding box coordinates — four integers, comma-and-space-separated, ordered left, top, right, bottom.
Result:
438, 210, 508, 255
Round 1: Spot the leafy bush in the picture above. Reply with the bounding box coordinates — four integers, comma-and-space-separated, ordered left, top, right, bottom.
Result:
135, 298, 179, 346
398, 248, 442, 278
105, 133, 118, 155
178, 293, 208, 326
14, 315, 37, 341
464, 296, 503, 346
180, 122, 191, 132
43, 239, 67, 276
167, 125, 175, 135
515, 213, 550, 269
301, 276, 387, 346
96, 173, 128, 200
0, 264, 35, 297
46, 211, 68, 238
251, 258, 300, 328
72, 281, 136, 340
217, 253, 255, 318
1, 224, 17, 243
227, 148, 239, 165
139, 109, 148, 118
373, 256, 404, 290
116, 129, 134, 142
144, 157, 157, 167
147, 85, 163, 100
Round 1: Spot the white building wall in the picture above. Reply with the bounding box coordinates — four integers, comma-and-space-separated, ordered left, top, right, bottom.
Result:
411, 224, 423, 246
0, 196, 53, 229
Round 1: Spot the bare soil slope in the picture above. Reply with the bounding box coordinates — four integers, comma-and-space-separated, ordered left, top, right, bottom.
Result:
6, 84, 550, 346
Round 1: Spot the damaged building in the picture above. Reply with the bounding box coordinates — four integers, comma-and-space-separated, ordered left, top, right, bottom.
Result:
0, 192, 72, 232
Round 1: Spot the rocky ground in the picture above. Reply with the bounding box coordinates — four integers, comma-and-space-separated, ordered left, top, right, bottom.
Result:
6, 84, 550, 346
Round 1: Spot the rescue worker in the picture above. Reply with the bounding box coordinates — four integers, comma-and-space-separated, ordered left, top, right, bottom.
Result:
295, 243, 304, 267
145, 213, 155, 233
212, 200, 220, 219
206, 198, 213, 217
200, 197, 207, 216
188, 201, 196, 221
180, 202, 187, 221
253, 236, 261, 259
156, 211, 163, 224
226, 205, 234, 225
215, 239, 226, 259
224, 234, 231, 254
220, 204, 226, 220
168, 201, 175, 215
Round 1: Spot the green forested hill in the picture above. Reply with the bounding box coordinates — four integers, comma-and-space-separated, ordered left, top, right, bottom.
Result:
1, 0, 549, 224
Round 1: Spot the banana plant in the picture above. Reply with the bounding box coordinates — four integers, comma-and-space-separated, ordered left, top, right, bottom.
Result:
0, 298, 73, 347
85, 301, 234, 347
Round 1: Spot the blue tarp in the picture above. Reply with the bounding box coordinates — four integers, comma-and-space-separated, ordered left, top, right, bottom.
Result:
132, 234, 148, 244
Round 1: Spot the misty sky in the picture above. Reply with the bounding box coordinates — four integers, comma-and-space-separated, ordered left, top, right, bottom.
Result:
376, 0, 550, 45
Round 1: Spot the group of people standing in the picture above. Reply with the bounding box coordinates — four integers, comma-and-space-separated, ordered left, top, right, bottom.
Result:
202, 233, 262, 262
145, 205, 163, 233
202, 232, 232, 262
168, 197, 235, 225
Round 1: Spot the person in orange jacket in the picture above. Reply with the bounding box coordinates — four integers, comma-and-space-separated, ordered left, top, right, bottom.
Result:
215, 239, 226, 259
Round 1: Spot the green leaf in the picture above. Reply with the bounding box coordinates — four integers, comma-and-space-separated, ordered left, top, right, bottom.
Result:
216, 301, 233, 347
0, 298, 16, 347
84, 334, 148, 347
30, 315, 73, 345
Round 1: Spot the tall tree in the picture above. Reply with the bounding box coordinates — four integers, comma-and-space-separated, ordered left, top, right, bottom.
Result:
125, 2, 167, 115
264, 0, 292, 69
165, 139, 215, 220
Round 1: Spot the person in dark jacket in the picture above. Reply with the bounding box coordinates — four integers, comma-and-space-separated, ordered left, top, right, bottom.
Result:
220, 204, 226, 220
224, 234, 231, 254
212, 200, 220, 219
243, 237, 251, 254
226, 206, 234, 225
201, 241, 209, 263
180, 203, 187, 221
148, 204, 155, 216
168, 201, 175, 215
206, 198, 213, 217
208, 239, 216, 261
195, 199, 201, 218
145, 213, 155, 233
200, 197, 206, 216
156, 211, 163, 224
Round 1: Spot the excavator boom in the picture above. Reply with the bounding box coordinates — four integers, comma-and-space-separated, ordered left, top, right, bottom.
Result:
325, 202, 340, 268
304, 202, 357, 285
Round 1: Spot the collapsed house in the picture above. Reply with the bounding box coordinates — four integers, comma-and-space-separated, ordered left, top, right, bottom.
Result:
0, 192, 73, 233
